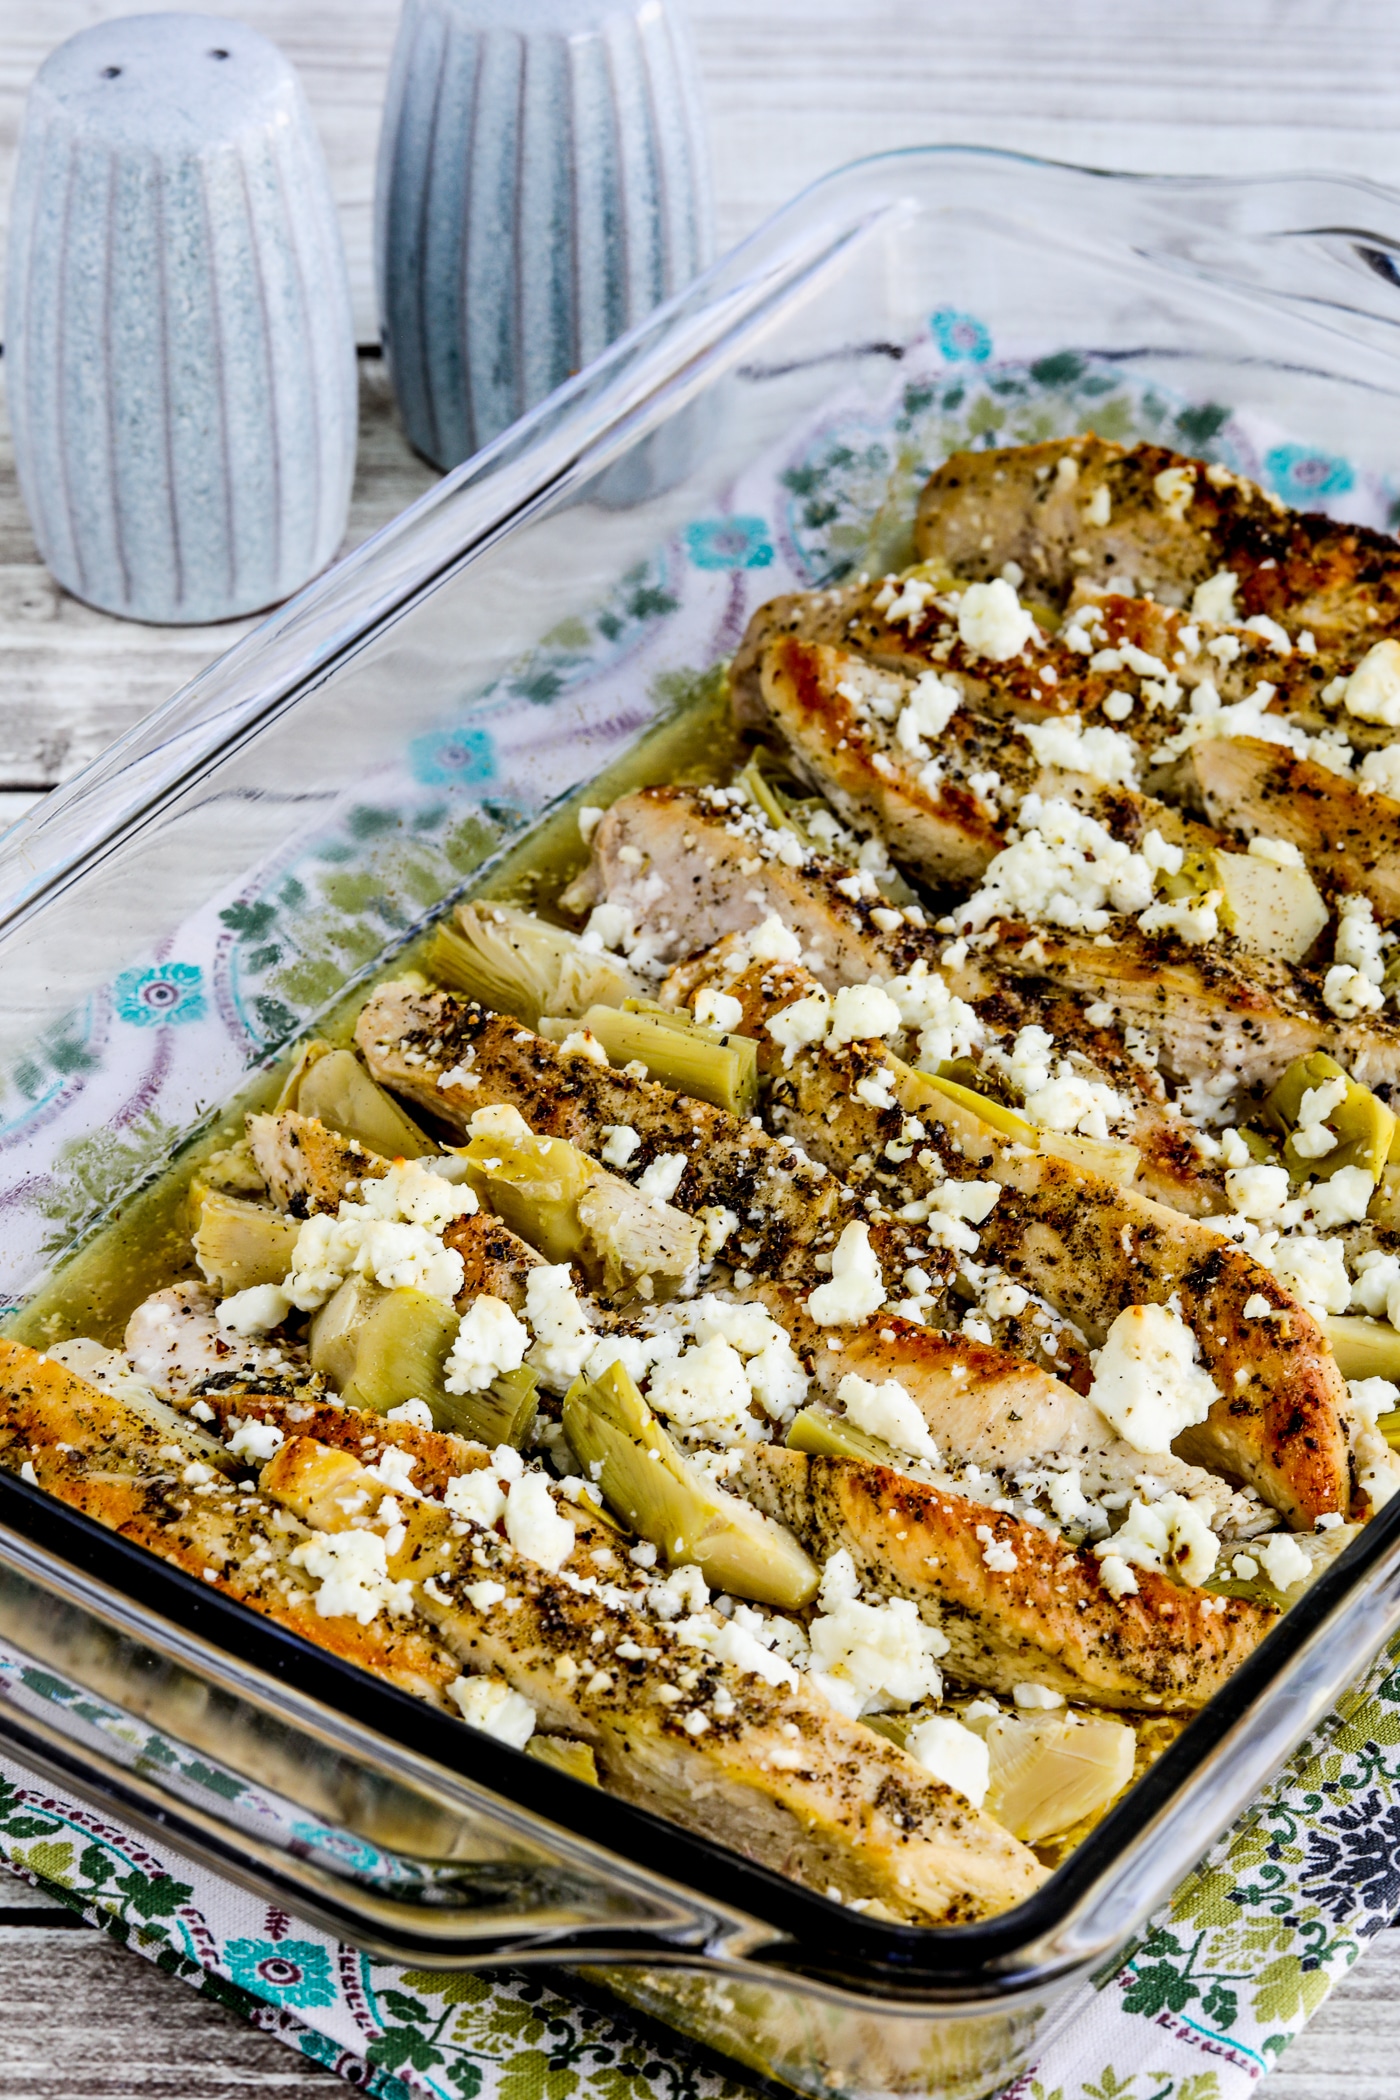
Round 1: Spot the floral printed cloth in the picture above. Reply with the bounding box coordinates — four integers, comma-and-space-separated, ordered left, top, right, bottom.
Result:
3, 1619, 1400, 2100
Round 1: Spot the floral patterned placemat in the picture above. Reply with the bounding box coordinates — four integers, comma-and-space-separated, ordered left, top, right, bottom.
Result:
2, 1618, 1400, 2100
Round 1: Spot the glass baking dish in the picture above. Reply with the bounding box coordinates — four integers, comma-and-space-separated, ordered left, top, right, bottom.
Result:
4, 146, 1400, 2099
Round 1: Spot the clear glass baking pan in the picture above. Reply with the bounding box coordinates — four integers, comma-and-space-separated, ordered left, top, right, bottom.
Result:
4, 147, 1400, 2099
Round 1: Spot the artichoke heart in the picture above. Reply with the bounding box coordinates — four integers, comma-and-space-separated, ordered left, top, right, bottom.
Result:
540, 1000, 758, 1116
525, 1736, 599, 1786
931, 1061, 1138, 1181
462, 1119, 701, 1301
1323, 1314, 1400, 1384
292, 1047, 437, 1161
981, 1712, 1135, 1847
563, 1362, 820, 1608
192, 1189, 301, 1295
787, 1403, 909, 1470
903, 1060, 1037, 1145
1264, 1051, 1396, 1185
308, 1276, 538, 1446
1155, 846, 1327, 962
1037, 1132, 1141, 1185
428, 901, 639, 1028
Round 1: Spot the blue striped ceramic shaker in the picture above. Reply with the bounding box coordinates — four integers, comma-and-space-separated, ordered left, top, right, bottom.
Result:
375, 0, 713, 469
5, 14, 357, 625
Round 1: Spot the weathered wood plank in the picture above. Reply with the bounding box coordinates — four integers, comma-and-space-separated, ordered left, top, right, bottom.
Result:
0, 1924, 340, 2094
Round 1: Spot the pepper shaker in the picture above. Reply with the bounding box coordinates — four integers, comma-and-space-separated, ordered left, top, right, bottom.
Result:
375, 0, 713, 470
5, 14, 357, 625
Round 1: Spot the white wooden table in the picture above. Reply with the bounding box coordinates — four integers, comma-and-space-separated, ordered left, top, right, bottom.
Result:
3, 2, 1400, 2089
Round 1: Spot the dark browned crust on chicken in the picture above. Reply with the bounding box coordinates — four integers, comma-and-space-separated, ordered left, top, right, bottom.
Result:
913, 435, 1400, 645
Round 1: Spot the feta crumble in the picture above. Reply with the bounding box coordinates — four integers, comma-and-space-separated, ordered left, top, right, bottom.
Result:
807, 1222, 888, 1325
218, 1283, 292, 1335
1021, 713, 1140, 789
637, 1152, 688, 1205
284, 1160, 476, 1311
1341, 639, 1400, 727
807, 1549, 949, 1717
947, 795, 1159, 936
445, 1295, 529, 1394
503, 1472, 576, 1572
956, 579, 1038, 662
523, 1265, 595, 1389
694, 988, 744, 1032
599, 1124, 641, 1168
1095, 1493, 1220, 1587
905, 1714, 990, 1806
449, 1675, 537, 1749
1086, 1302, 1219, 1455
290, 1529, 415, 1625
836, 1371, 940, 1464
1191, 570, 1239, 625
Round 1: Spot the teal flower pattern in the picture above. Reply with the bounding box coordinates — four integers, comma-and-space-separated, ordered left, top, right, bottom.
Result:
407, 726, 496, 789
112, 962, 205, 1028
683, 516, 774, 570
1264, 443, 1355, 503
224, 1937, 338, 2008
931, 307, 992, 362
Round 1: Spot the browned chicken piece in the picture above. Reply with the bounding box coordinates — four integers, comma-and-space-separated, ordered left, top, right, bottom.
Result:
912, 435, 1400, 648
0, 1342, 463, 1709
247, 1110, 388, 1215
676, 942, 1225, 1220
582, 785, 929, 982
740, 1450, 1276, 1713
355, 983, 1099, 1405
247, 1109, 546, 1313
697, 958, 1352, 1528
749, 634, 1212, 890
262, 1435, 1045, 1923
1181, 737, 1400, 921
950, 918, 1400, 1100
192, 1377, 494, 1498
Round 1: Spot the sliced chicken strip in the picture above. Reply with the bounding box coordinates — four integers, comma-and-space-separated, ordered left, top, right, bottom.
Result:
0, 1342, 462, 1710
912, 435, 1400, 647
740, 1449, 1276, 1713
261, 1435, 1045, 1924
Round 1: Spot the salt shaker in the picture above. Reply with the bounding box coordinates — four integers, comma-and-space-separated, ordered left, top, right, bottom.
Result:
5, 15, 357, 625
375, 0, 713, 470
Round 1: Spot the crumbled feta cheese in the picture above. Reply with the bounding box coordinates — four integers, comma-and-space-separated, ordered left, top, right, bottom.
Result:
444, 1467, 508, 1529
1137, 889, 1222, 946
1322, 964, 1385, 1019
905, 1714, 991, 1805
464, 1580, 507, 1611
284, 1160, 476, 1311
995, 1023, 1129, 1139
807, 1222, 888, 1325
1084, 484, 1112, 528
836, 1371, 940, 1464
895, 671, 964, 756
1021, 713, 1140, 789
648, 1335, 762, 1442
1255, 1532, 1312, 1592
226, 1417, 285, 1463
724, 914, 804, 974
1087, 1302, 1219, 1454
449, 1674, 536, 1748
557, 1029, 609, 1066
523, 1264, 595, 1388
1095, 1493, 1220, 1586
218, 1284, 291, 1336
694, 988, 743, 1032
1098, 1552, 1139, 1600
876, 958, 983, 1072
1243, 614, 1292, 655
956, 578, 1037, 662
827, 984, 904, 1048
976, 1524, 1019, 1574
1242, 1293, 1274, 1319
1191, 570, 1239, 624
1342, 639, 1400, 726
637, 1152, 687, 1205
767, 990, 832, 1065
1305, 1166, 1377, 1232
1351, 1248, 1400, 1325
948, 795, 1158, 936
807, 1549, 948, 1717
599, 1124, 641, 1168
1011, 1682, 1065, 1710
1153, 675, 1353, 777
503, 1472, 575, 1572
445, 1295, 529, 1394
386, 1398, 434, 1428
291, 1529, 414, 1624
1225, 1162, 1294, 1222
1247, 835, 1304, 868
1154, 465, 1196, 521
1267, 1234, 1352, 1314
1361, 745, 1400, 799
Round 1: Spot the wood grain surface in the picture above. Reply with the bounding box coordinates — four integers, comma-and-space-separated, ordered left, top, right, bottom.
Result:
3, 2, 1400, 2092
